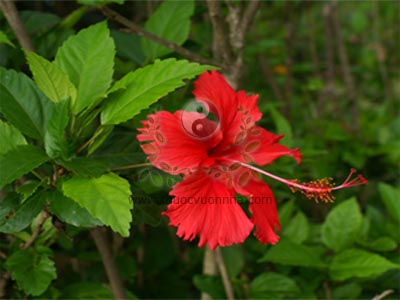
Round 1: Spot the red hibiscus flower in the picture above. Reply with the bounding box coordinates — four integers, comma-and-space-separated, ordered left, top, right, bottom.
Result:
137, 70, 367, 250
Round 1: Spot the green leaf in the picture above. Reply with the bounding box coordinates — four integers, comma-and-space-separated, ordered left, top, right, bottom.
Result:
379, 183, 400, 223
60, 157, 109, 177
329, 248, 400, 280
362, 236, 398, 252
0, 192, 46, 233
249, 273, 300, 299
193, 275, 225, 299
283, 210, 309, 244
101, 58, 216, 125
45, 99, 71, 159
25, 51, 77, 104
221, 245, 244, 278
55, 21, 115, 114
48, 190, 102, 227
0, 30, 15, 47
278, 199, 295, 228
321, 197, 362, 252
0, 120, 27, 157
332, 283, 362, 299
0, 145, 50, 189
0, 68, 53, 140
259, 239, 325, 267
61, 282, 115, 299
77, 0, 124, 6
141, 0, 194, 60
16, 180, 42, 202
269, 106, 293, 147
6, 248, 57, 296
88, 125, 114, 155
62, 173, 132, 236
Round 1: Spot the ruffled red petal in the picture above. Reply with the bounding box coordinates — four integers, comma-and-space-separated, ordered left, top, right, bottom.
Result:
163, 171, 254, 249
193, 71, 263, 152
137, 111, 221, 175
236, 177, 281, 244
224, 126, 301, 165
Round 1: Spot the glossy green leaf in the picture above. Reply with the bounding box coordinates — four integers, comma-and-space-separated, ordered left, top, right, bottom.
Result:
379, 183, 400, 223
0, 120, 27, 157
321, 197, 362, 252
62, 173, 132, 236
367, 236, 398, 252
0, 145, 50, 189
101, 58, 216, 125
283, 210, 309, 244
55, 21, 115, 114
48, 190, 102, 227
45, 99, 70, 159
141, 0, 194, 60
25, 51, 77, 104
0, 192, 46, 233
0, 30, 15, 47
259, 239, 325, 267
330, 248, 400, 280
6, 248, 56, 296
0, 68, 53, 140
249, 273, 300, 299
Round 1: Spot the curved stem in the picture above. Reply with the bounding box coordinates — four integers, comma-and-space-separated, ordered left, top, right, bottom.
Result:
90, 227, 127, 300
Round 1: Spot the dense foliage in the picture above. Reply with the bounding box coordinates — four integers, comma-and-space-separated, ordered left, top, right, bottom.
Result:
0, 0, 399, 299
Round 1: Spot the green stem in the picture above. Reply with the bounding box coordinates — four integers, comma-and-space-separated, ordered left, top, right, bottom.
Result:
111, 163, 151, 171
77, 126, 105, 154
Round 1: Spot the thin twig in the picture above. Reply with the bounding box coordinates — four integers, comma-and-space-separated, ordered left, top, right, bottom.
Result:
0, 0, 34, 51
372, 290, 394, 300
20, 210, 49, 249
100, 6, 218, 67
90, 227, 127, 299
215, 248, 235, 300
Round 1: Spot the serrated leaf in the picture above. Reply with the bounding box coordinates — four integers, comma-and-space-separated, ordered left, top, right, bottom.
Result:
0, 30, 15, 47
0, 192, 46, 233
283, 210, 309, 244
0, 68, 53, 140
25, 51, 77, 104
321, 197, 362, 252
48, 190, 102, 227
379, 183, 400, 223
329, 248, 400, 280
0, 145, 50, 189
249, 273, 300, 299
45, 98, 71, 159
142, 0, 194, 60
6, 248, 57, 296
62, 173, 132, 236
16, 180, 42, 202
55, 21, 115, 114
101, 59, 216, 125
0, 120, 27, 157
259, 239, 325, 267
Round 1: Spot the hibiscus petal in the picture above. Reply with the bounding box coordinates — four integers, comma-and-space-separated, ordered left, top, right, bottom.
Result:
193, 71, 264, 152
236, 177, 281, 244
163, 171, 254, 249
225, 126, 301, 165
137, 111, 221, 175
